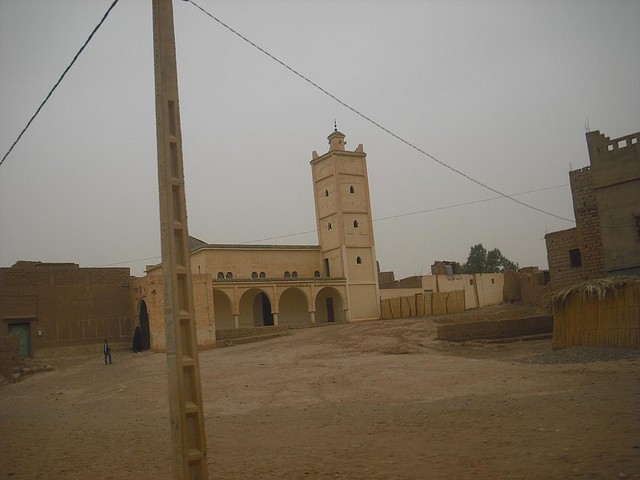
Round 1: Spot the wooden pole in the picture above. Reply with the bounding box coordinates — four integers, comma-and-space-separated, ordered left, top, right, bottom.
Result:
152, 1, 209, 478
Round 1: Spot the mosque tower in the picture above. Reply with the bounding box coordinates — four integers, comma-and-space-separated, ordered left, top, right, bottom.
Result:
311, 126, 381, 321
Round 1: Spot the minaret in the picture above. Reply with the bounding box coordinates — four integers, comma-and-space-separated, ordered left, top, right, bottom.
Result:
311, 126, 381, 321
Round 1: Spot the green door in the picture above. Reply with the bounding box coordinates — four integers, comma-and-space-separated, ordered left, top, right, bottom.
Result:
8, 323, 30, 358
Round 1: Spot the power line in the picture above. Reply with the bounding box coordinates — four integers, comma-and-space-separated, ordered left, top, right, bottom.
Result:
0, 0, 121, 168
183, 0, 575, 224
101, 182, 570, 267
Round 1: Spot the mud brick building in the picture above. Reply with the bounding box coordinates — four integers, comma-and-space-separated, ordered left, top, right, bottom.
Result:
546, 129, 640, 290
0, 261, 133, 357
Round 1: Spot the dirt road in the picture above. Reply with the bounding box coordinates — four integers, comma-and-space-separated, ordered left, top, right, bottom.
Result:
1, 315, 638, 479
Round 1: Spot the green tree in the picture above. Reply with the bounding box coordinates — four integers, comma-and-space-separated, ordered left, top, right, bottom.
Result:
461, 243, 518, 274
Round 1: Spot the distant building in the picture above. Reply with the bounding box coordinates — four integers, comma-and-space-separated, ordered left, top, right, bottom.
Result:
545, 130, 640, 290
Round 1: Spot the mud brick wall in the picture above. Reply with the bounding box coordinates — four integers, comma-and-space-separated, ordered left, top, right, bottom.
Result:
0, 335, 20, 377
436, 315, 553, 341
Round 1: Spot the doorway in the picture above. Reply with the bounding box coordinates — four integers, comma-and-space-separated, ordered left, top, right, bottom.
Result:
260, 293, 274, 326
326, 298, 335, 322
8, 323, 31, 358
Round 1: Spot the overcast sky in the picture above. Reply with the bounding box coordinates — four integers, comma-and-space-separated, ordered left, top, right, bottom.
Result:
1, 0, 639, 278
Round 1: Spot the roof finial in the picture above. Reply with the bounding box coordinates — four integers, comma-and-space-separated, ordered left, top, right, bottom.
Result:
334, 119, 337, 132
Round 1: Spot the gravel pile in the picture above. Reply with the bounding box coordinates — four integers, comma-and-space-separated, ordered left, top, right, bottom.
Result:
527, 346, 640, 364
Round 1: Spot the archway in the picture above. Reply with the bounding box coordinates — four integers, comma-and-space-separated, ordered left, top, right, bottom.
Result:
137, 300, 151, 350
278, 288, 310, 326
238, 289, 273, 327
315, 287, 346, 323
213, 290, 234, 330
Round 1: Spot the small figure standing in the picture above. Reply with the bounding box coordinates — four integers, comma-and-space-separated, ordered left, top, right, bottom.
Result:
103, 339, 112, 365
132, 326, 142, 353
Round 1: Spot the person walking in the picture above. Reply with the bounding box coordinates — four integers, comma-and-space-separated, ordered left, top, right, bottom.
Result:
103, 339, 112, 365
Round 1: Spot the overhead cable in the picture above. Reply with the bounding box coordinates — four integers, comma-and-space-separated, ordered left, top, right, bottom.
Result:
183, 0, 575, 224
0, 0, 121, 167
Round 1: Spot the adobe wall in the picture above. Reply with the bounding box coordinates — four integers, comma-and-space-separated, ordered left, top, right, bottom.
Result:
545, 228, 584, 291
131, 274, 216, 352
587, 131, 640, 275
0, 264, 133, 356
570, 167, 606, 279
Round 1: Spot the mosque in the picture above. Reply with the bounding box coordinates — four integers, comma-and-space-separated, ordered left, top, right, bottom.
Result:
131, 127, 382, 351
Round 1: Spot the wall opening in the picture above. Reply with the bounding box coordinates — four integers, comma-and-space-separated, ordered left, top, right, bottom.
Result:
138, 300, 151, 351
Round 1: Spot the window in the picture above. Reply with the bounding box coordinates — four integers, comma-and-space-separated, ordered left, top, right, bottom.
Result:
251, 272, 258, 279
569, 249, 582, 268
314, 271, 321, 278
259, 272, 266, 278
491, 278, 495, 284
353, 220, 359, 228
470, 279, 474, 285
325, 189, 329, 197
324, 258, 330, 277
356, 256, 362, 264
328, 223, 332, 231
291, 271, 298, 278
217, 272, 224, 279
284, 271, 291, 278
349, 186, 355, 193
225, 272, 233, 279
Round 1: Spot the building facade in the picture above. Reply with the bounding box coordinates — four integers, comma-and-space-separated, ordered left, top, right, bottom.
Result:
133, 129, 382, 351
546, 129, 640, 290
0, 262, 133, 357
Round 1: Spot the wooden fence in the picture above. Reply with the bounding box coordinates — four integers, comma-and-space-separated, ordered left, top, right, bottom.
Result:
380, 290, 465, 319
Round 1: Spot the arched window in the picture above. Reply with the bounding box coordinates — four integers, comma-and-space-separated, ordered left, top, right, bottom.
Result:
324, 189, 329, 197
259, 272, 266, 278
225, 272, 233, 279
314, 271, 321, 278
251, 272, 258, 279
217, 272, 224, 279
349, 185, 355, 193
291, 271, 298, 278
328, 223, 332, 231
284, 271, 291, 278
356, 256, 362, 264
353, 220, 359, 228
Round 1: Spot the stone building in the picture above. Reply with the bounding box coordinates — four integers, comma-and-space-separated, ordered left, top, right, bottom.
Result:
132, 129, 381, 351
0, 262, 132, 357
545, 129, 640, 290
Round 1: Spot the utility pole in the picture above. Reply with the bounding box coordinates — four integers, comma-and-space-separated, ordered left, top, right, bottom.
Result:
152, 0, 209, 478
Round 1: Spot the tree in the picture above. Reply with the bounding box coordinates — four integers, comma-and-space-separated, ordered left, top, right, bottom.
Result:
461, 244, 518, 274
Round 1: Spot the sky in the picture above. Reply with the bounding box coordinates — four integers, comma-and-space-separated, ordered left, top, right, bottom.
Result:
1, 0, 639, 279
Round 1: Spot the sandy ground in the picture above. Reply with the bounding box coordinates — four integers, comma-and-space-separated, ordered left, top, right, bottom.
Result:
1, 308, 639, 480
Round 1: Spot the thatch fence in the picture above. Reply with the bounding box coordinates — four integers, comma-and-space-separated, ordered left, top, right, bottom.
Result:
550, 277, 640, 350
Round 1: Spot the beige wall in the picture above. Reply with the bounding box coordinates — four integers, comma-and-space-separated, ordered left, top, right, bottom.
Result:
380, 273, 505, 311
189, 247, 323, 280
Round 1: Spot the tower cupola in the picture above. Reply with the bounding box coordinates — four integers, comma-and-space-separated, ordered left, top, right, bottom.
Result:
327, 122, 346, 152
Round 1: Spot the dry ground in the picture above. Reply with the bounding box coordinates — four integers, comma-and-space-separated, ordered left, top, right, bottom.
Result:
1, 307, 639, 479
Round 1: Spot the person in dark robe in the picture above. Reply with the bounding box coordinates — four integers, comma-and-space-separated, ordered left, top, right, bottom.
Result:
103, 339, 112, 364
132, 326, 142, 353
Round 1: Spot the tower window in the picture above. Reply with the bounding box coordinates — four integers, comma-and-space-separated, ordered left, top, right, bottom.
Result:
225, 272, 233, 279
217, 272, 224, 279
325, 189, 329, 197
349, 186, 355, 193
314, 271, 321, 278
328, 223, 332, 231
259, 272, 266, 278
291, 271, 298, 278
251, 272, 258, 279
353, 220, 359, 228
569, 249, 582, 268
356, 256, 362, 264
284, 271, 291, 278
